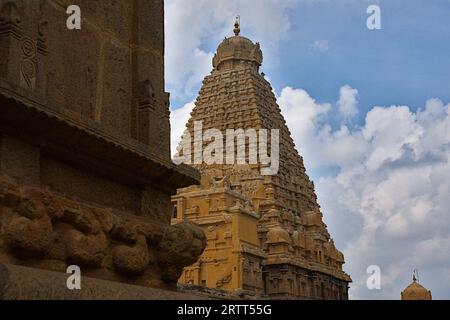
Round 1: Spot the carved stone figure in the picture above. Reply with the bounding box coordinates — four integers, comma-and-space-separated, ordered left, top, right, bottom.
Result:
158, 222, 207, 282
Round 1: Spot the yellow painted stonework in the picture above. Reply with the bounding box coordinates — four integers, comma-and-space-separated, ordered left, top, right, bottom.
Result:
401, 276, 432, 300
172, 21, 351, 300
174, 176, 266, 293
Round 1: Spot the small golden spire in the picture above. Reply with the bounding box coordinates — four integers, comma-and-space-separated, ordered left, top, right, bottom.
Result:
234, 16, 240, 36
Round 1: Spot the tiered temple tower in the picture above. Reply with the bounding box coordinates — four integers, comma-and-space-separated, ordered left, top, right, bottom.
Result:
173, 20, 351, 299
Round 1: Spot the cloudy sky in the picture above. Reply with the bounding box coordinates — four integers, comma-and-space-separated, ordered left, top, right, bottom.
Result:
165, 0, 450, 299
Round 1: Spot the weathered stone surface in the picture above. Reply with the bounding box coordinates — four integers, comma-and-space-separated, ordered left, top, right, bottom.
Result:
0, 178, 204, 288
4, 215, 53, 256
0, 263, 8, 299
113, 235, 151, 275
173, 21, 351, 300
0, 135, 40, 187
0, 0, 204, 299
0, 0, 171, 160
0, 262, 206, 300
178, 283, 263, 301
158, 222, 207, 282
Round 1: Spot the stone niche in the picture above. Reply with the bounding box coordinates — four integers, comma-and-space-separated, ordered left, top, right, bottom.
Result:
0, 0, 206, 298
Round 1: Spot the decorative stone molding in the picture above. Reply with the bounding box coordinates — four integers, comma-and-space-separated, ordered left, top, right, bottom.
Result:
0, 176, 205, 288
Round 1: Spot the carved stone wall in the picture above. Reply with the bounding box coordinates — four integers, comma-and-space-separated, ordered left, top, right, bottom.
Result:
0, 0, 205, 296
0, 166, 205, 290
0, 0, 170, 159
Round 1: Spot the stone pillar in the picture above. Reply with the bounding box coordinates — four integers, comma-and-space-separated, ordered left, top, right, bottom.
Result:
130, 0, 170, 159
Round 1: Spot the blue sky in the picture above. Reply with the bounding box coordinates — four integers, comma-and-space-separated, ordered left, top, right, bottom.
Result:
168, 0, 450, 119
273, 0, 450, 122
166, 0, 450, 299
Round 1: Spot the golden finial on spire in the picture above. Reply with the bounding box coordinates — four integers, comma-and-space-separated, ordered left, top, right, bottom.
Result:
234, 16, 240, 36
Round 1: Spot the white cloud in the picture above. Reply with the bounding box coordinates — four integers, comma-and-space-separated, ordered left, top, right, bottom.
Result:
310, 40, 329, 53
165, 0, 299, 101
362, 106, 423, 171
278, 87, 450, 299
170, 101, 195, 155
278, 87, 331, 136
279, 87, 368, 169
338, 85, 359, 120
170, 82, 450, 299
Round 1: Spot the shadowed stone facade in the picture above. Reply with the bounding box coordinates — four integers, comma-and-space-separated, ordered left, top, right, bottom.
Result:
173, 20, 351, 300
0, 0, 206, 299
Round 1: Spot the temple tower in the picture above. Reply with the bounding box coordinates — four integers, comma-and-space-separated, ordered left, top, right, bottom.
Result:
173, 19, 351, 299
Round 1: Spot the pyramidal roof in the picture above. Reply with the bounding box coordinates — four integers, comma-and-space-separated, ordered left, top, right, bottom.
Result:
183, 26, 321, 216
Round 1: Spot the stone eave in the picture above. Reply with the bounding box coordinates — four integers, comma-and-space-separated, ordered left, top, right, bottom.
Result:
0, 79, 200, 194
262, 258, 352, 283
239, 243, 267, 259
174, 186, 249, 201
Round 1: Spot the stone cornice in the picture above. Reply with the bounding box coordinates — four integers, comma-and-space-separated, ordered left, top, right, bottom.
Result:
0, 79, 199, 193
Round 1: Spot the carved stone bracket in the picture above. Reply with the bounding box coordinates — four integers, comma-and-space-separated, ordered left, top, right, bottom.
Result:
0, 176, 207, 287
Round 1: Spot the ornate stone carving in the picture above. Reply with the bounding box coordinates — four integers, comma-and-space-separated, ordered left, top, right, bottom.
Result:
113, 235, 151, 275
173, 22, 351, 299
157, 222, 207, 282
0, 177, 204, 286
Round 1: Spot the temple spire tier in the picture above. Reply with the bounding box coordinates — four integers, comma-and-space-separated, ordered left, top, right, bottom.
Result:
212, 19, 263, 72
